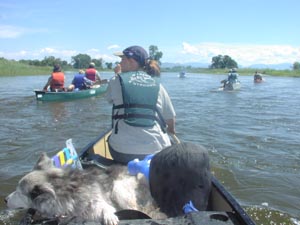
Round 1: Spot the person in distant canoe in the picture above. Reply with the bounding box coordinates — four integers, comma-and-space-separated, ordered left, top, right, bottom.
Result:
254, 71, 263, 82
227, 68, 239, 83
221, 68, 239, 87
106, 45, 176, 164
85, 62, 101, 84
67, 69, 94, 91
43, 64, 65, 92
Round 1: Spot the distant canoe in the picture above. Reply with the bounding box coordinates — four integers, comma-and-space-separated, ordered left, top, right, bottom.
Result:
179, 71, 186, 78
34, 84, 107, 102
223, 81, 241, 91
219, 79, 241, 91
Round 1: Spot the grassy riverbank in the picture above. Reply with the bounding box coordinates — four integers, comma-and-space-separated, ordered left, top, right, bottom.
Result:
1, 58, 300, 77
0, 58, 52, 76
163, 67, 300, 77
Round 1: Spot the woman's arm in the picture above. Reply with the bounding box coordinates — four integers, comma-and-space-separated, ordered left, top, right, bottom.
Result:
166, 118, 175, 134
43, 77, 52, 91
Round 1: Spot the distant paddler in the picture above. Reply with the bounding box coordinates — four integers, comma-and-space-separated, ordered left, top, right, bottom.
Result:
85, 62, 102, 84
67, 69, 95, 91
254, 71, 264, 83
43, 64, 66, 92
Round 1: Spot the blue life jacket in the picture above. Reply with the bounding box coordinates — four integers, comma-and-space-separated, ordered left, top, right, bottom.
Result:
73, 74, 86, 90
112, 71, 166, 132
228, 72, 239, 83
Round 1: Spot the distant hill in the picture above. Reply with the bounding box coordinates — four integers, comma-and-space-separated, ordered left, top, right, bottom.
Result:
245, 63, 292, 70
161, 62, 210, 68
161, 62, 292, 70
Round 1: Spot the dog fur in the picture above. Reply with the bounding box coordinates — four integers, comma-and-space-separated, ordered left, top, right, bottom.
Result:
5, 152, 164, 225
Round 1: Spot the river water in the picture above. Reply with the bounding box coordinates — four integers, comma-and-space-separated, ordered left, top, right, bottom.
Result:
0, 72, 299, 224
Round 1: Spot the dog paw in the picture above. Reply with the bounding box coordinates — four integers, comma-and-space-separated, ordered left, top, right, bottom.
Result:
18, 208, 36, 225
18, 216, 32, 225
102, 211, 119, 225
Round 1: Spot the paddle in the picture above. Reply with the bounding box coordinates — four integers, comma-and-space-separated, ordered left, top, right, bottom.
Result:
100, 79, 108, 84
93, 79, 108, 86
170, 133, 181, 144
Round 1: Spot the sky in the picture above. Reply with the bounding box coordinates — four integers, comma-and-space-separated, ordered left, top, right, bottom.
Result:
1, 0, 300, 67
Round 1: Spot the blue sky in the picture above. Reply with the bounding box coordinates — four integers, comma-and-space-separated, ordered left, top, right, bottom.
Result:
1, 0, 300, 66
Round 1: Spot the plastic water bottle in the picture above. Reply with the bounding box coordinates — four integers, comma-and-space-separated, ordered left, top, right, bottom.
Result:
127, 154, 154, 181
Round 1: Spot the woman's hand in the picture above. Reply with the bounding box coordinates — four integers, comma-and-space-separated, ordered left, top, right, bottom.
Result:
114, 64, 121, 74
166, 118, 176, 134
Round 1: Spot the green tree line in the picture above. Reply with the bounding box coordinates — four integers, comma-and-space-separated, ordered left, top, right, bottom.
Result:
293, 62, 300, 70
10, 45, 164, 70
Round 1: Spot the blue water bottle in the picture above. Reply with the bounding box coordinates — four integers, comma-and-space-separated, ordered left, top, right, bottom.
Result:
183, 201, 199, 214
127, 154, 154, 181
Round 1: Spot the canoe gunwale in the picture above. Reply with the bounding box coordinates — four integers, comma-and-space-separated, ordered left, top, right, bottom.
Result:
34, 85, 107, 102
210, 176, 255, 225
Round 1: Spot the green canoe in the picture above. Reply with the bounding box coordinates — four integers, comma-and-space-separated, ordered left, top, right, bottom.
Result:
34, 84, 107, 102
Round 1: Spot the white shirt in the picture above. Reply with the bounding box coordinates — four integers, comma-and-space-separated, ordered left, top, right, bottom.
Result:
106, 74, 176, 155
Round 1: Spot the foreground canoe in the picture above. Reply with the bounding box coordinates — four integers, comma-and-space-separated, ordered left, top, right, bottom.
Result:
34, 84, 107, 101
77, 129, 255, 225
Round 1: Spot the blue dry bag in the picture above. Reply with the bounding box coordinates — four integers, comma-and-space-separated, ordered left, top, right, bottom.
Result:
127, 154, 154, 180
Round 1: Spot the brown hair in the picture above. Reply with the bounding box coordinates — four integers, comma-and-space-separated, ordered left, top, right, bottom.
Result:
53, 64, 61, 72
144, 59, 160, 77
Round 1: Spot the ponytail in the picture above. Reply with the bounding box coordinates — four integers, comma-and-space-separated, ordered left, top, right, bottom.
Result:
144, 60, 160, 77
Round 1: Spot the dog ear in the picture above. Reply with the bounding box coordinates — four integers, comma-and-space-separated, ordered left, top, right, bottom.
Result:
30, 183, 56, 200
34, 152, 54, 170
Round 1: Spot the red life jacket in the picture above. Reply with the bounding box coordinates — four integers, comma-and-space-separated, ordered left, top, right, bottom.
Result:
85, 68, 96, 81
50, 72, 65, 89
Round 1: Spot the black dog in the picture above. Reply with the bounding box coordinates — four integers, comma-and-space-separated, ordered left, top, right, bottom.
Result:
149, 142, 212, 217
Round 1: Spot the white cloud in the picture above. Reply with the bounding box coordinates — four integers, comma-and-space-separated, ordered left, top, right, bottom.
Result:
0, 25, 49, 39
39, 48, 77, 60
85, 48, 119, 62
101, 54, 118, 62
0, 25, 24, 38
107, 44, 120, 50
2, 42, 299, 66
0, 47, 77, 62
179, 42, 300, 66
0, 46, 118, 63
0, 50, 28, 59
86, 48, 99, 53
40, 47, 56, 54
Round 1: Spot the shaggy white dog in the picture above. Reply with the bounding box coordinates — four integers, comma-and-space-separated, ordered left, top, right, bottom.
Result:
5, 153, 164, 225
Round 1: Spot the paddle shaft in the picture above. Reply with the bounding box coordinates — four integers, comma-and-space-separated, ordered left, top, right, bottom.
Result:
170, 133, 180, 144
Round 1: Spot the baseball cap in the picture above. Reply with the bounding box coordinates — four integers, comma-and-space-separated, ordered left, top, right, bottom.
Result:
114, 46, 148, 67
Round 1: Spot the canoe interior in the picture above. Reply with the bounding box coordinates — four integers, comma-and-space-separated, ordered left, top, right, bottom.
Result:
79, 130, 255, 225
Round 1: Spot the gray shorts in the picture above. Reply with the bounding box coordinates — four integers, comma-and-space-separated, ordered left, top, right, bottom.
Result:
108, 141, 147, 164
